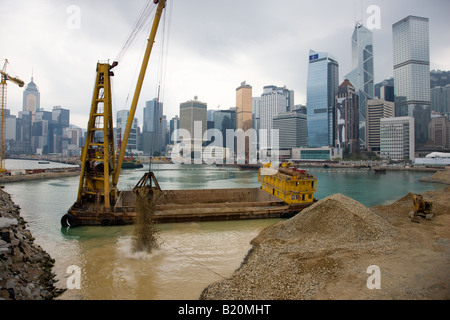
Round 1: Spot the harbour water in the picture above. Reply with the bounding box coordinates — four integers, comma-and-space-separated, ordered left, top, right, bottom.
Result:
1, 160, 445, 300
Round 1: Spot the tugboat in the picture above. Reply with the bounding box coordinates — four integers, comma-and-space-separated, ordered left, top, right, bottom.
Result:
373, 167, 386, 174
121, 156, 143, 169
258, 162, 317, 212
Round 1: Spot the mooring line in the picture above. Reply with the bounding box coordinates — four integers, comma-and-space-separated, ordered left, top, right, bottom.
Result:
165, 242, 226, 279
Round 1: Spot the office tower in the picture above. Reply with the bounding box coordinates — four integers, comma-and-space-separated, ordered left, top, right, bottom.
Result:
260, 85, 292, 149
252, 97, 261, 152
380, 116, 415, 160
431, 85, 450, 114
179, 96, 207, 145
22, 76, 40, 121
344, 23, 374, 148
375, 78, 395, 101
393, 15, 431, 148
18, 110, 32, 153
116, 110, 138, 152
169, 115, 180, 144
143, 98, 163, 155
273, 111, 307, 149
214, 108, 236, 148
52, 106, 70, 128
307, 50, 339, 147
31, 119, 49, 154
366, 99, 395, 152
236, 81, 253, 133
428, 117, 450, 149
335, 80, 359, 153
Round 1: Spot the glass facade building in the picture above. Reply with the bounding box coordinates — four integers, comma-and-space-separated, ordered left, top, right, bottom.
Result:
344, 23, 374, 148
392, 15, 430, 148
306, 50, 339, 147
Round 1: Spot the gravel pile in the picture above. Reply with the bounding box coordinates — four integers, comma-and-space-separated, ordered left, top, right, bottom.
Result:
200, 194, 398, 300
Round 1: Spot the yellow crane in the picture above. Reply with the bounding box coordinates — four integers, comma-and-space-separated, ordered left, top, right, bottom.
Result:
62, 0, 166, 227
0, 59, 25, 173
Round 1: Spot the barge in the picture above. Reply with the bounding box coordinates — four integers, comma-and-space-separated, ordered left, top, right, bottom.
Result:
62, 163, 317, 228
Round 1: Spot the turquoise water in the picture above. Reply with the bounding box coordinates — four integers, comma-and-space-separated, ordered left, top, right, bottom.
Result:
2, 163, 445, 300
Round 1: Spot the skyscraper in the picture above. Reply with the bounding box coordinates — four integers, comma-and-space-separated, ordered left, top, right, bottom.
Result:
260, 85, 292, 150
393, 15, 431, 148
344, 23, 374, 148
116, 110, 138, 153
366, 99, 395, 152
236, 81, 253, 132
169, 115, 180, 144
335, 80, 360, 154
143, 98, 163, 155
307, 50, 339, 147
22, 76, 40, 121
179, 96, 207, 145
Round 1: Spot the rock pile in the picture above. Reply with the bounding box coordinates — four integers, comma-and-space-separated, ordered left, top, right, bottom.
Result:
0, 188, 62, 300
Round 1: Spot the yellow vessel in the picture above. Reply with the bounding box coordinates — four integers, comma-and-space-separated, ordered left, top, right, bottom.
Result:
258, 162, 317, 205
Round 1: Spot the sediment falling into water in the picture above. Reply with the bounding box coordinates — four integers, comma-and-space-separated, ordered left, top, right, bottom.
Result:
131, 188, 162, 253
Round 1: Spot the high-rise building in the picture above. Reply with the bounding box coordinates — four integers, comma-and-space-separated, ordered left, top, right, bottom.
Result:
214, 108, 236, 148
431, 85, 450, 114
252, 97, 261, 152
380, 116, 415, 160
366, 99, 395, 152
375, 78, 395, 102
260, 85, 292, 149
273, 111, 307, 149
335, 80, 359, 154
116, 110, 138, 153
428, 117, 450, 149
22, 76, 40, 122
307, 50, 339, 148
143, 98, 163, 155
236, 81, 253, 132
169, 115, 180, 144
393, 15, 431, 148
179, 96, 207, 145
52, 106, 70, 128
344, 23, 374, 148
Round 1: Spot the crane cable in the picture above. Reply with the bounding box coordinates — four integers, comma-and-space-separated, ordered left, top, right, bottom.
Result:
115, 1, 157, 64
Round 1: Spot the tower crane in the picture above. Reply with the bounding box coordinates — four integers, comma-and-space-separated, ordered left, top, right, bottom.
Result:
0, 59, 25, 173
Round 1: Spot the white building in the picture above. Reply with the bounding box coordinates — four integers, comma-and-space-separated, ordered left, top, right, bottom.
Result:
260, 86, 290, 150
380, 116, 415, 160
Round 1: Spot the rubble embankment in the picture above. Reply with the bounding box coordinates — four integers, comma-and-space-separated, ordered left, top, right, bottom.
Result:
0, 188, 63, 300
201, 184, 450, 300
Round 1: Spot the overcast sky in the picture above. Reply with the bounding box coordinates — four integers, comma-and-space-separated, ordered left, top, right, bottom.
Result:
1, 0, 449, 129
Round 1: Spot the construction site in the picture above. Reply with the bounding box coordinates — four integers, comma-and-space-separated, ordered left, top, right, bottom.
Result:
200, 177, 450, 300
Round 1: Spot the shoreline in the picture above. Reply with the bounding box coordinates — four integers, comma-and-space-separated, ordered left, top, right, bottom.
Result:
0, 169, 80, 184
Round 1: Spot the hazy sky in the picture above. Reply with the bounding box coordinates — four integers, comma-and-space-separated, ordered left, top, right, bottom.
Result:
1, 0, 449, 129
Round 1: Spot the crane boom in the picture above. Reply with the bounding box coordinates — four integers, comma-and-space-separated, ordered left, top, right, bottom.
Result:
1, 59, 24, 173
113, 0, 166, 185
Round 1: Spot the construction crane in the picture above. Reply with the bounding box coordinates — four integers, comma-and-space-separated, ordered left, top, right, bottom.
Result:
62, 0, 166, 227
0, 59, 24, 173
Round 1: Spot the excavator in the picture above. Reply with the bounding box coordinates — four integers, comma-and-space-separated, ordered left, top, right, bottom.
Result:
409, 194, 433, 223
61, 0, 166, 227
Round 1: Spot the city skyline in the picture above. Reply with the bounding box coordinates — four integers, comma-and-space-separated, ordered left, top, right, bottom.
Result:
1, 0, 450, 130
